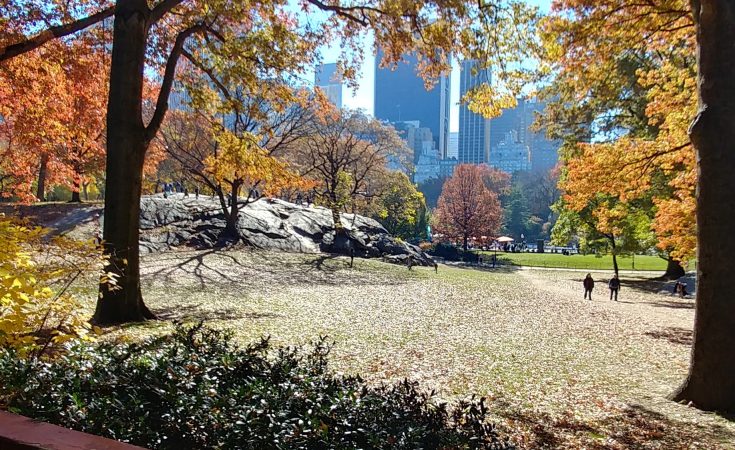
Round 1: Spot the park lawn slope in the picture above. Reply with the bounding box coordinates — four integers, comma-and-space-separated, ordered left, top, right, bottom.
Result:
78, 249, 731, 449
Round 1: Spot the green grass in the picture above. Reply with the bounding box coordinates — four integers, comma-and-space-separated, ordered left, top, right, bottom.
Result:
477, 252, 679, 271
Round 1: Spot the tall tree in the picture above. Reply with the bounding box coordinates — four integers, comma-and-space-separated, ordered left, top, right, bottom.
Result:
433, 164, 502, 251
371, 171, 428, 240
0, 0, 539, 324
543, 0, 735, 411
292, 109, 407, 230
670, 0, 735, 413
540, 0, 696, 277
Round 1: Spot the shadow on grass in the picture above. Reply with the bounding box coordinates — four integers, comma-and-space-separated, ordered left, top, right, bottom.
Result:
645, 327, 693, 346
155, 303, 282, 322
443, 262, 521, 274
494, 399, 735, 449
143, 248, 412, 293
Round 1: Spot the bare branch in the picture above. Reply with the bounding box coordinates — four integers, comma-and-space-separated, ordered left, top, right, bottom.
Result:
0, 6, 115, 62
145, 23, 206, 143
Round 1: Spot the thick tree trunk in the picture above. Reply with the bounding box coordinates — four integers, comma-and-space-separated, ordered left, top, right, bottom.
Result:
92, 0, 154, 325
222, 182, 241, 239
671, 0, 735, 413
36, 153, 48, 202
663, 257, 686, 280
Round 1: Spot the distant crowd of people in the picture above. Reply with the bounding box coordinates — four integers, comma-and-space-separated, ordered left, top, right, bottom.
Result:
156, 180, 200, 199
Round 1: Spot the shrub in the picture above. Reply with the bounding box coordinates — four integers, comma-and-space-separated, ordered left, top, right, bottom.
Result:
0, 217, 103, 356
0, 323, 513, 449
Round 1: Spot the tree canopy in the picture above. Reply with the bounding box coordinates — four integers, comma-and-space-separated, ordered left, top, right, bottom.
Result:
540, 0, 696, 265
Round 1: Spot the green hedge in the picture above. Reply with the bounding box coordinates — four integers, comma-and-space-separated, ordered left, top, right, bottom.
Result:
0, 323, 513, 449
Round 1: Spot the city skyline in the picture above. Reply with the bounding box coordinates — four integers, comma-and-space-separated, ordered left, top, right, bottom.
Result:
373, 50, 450, 158
311, 0, 552, 132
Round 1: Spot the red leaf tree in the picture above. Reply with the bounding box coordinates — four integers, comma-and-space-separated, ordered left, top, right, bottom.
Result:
433, 164, 502, 251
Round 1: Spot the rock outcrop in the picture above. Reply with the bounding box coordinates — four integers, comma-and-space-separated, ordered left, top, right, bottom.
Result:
136, 194, 434, 265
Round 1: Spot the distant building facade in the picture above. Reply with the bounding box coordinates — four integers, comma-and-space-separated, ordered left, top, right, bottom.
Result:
488, 98, 560, 173
458, 60, 491, 164
374, 50, 451, 158
315, 63, 343, 108
438, 158, 458, 178
491, 130, 531, 173
447, 131, 459, 159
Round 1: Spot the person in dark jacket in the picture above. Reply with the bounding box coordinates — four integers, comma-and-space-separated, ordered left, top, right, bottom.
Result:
583, 273, 594, 300
608, 274, 621, 301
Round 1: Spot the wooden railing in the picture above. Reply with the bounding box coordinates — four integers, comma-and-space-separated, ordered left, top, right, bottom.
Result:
0, 411, 147, 450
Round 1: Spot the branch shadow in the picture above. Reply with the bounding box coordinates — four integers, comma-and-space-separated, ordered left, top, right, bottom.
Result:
155, 303, 282, 322
141, 249, 411, 296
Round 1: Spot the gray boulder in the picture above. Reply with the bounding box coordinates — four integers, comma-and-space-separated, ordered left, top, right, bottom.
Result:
135, 194, 434, 265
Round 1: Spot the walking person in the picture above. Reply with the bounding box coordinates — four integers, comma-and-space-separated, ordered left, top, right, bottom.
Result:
608, 274, 621, 301
583, 273, 594, 300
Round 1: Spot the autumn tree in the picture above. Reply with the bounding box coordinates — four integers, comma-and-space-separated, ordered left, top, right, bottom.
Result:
433, 164, 502, 251
204, 130, 311, 239
551, 194, 657, 276
540, 0, 696, 278
542, 0, 735, 412
0, 38, 108, 203
292, 109, 407, 231
370, 171, 428, 240
480, 165, 511, 197
0, 0, 539, 324
160, 85, 315, 240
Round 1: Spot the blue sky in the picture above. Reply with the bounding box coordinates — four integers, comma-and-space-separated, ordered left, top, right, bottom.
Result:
315, 0, 551, 132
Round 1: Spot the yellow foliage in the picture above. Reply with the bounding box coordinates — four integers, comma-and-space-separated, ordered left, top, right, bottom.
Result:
205, 129, 314, 197
545, 0, 697, 262
0, 217, 101, 356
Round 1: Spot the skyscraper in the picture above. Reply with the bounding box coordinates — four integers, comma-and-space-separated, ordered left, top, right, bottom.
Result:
488, 98, 560, 173
458, 60, 491, 164
447, 132, 459, 159
315, 63, 342, 108
374, 50, 450, 158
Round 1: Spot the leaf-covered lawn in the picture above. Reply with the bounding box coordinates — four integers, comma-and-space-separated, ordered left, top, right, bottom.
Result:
88, 249, 732, 449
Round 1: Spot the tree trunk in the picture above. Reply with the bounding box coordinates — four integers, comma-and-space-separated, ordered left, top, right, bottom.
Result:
609, 236, 619, 276
663, 257, 686, 280
670, 0, 735, 413
463, 234, 468, 252
70, 178, 82, 203
222, 181, 241, 239
92, 0, 154, 325
36, 153, 48, 202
